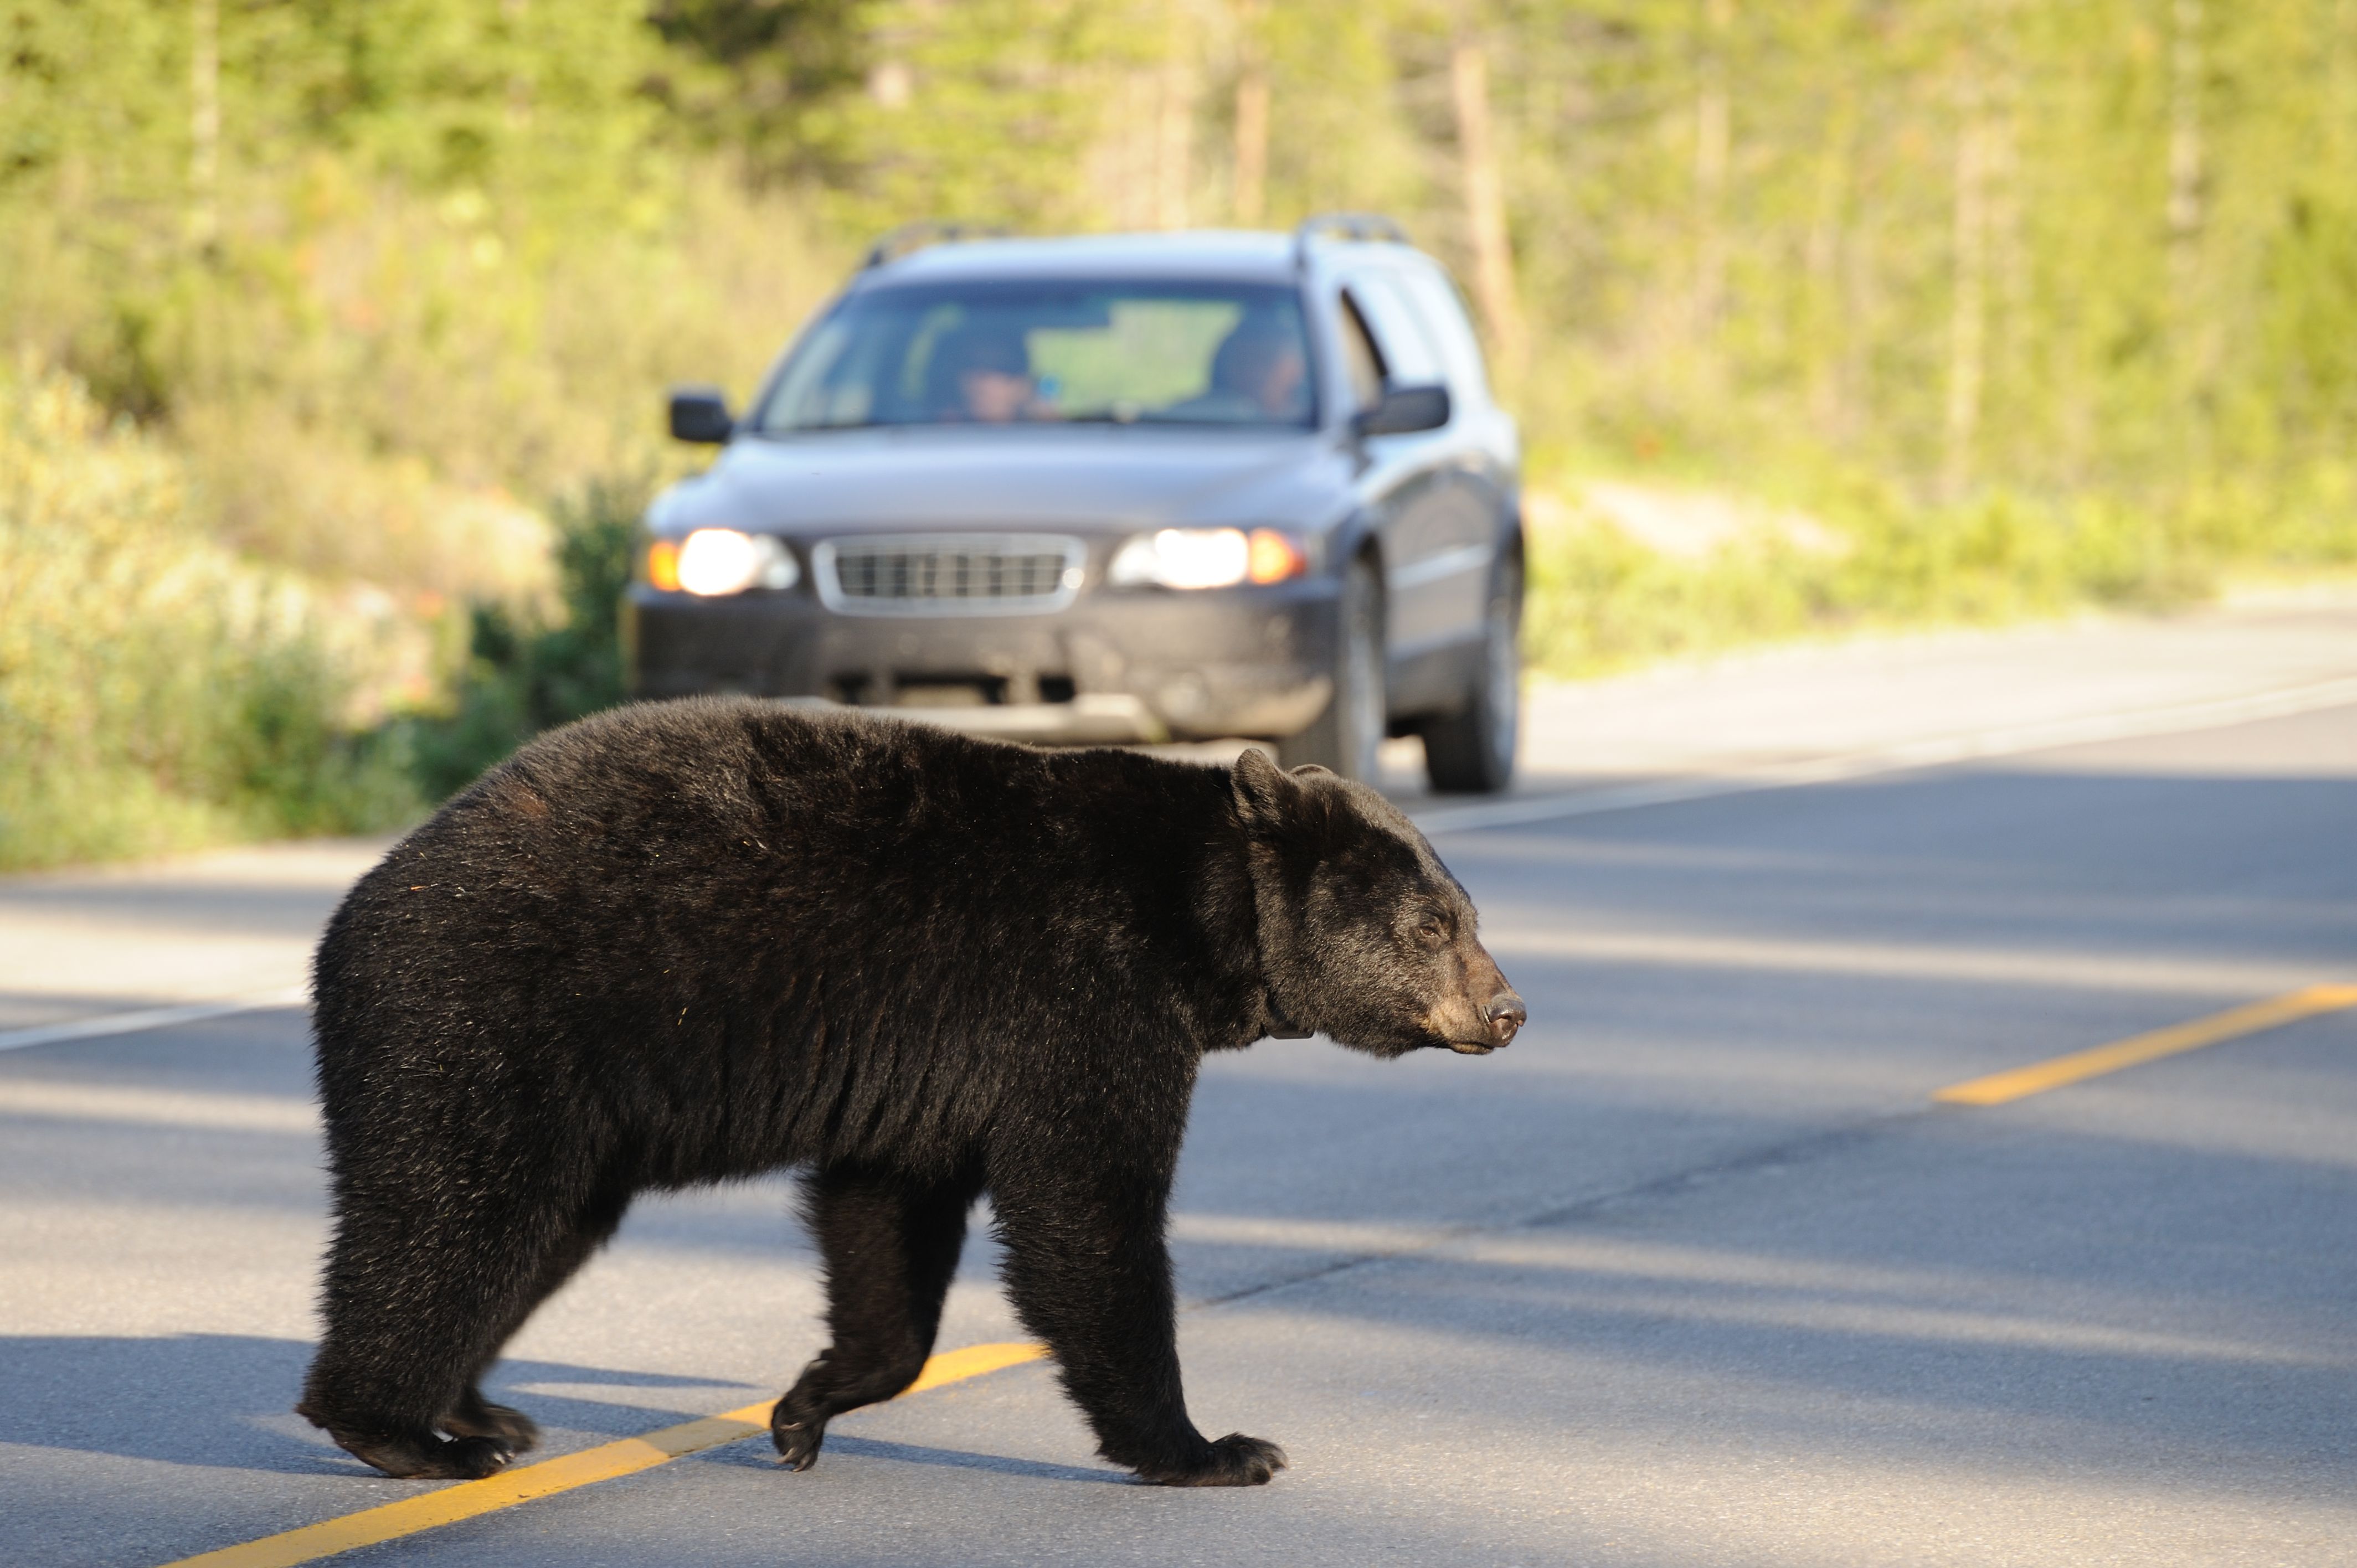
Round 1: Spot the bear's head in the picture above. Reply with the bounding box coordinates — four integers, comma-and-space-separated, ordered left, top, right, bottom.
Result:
1231, 748, 1525, 1060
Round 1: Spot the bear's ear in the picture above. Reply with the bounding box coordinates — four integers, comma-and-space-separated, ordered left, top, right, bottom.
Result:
1288, 763, 1335, 779
1231, 746, 1293, 832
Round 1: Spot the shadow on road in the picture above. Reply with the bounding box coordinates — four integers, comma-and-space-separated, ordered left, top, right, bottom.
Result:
702, 1432, 1130, 1485
0, 1334, 768, 1475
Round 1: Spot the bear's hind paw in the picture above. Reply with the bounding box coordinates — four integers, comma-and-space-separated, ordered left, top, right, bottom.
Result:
443, 1397, 539, 1452
335, 1430, 517, 1481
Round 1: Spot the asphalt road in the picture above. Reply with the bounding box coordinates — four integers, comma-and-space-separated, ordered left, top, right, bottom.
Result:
4, 600, 2355, 1567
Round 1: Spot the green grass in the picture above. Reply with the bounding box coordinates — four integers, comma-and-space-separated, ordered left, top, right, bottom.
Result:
1522, 467, 2357, 678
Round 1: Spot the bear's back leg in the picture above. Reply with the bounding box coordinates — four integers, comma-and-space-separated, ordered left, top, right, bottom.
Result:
300, 1148, 630, 1481
771, 1164, 981, 1471
438, 1183, 633, 1455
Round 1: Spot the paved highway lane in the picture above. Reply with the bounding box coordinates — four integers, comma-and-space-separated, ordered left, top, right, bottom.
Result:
4, 612, 2355, 1566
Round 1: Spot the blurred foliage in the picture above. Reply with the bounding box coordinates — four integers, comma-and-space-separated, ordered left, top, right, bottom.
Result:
646, 0, 874, 182
0, 362, 418, 871
399, 477, 645, 800
3, 0, 2356, 863
1526, 467, 2357, 675
0, 0, 836, 592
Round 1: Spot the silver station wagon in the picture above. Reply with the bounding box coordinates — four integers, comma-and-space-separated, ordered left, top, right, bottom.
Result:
628, 215, 1522, 791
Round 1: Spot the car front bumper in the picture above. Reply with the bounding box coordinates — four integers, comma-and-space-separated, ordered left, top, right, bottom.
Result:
624, 577, 1340, 744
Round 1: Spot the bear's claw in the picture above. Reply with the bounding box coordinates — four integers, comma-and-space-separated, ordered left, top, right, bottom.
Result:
443, 1398, 539, 1452
773, 1415, 827, 1472
438, 1435, 519, 1479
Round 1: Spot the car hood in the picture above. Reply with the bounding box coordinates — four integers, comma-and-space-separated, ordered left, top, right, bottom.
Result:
650, 427, 1355, 538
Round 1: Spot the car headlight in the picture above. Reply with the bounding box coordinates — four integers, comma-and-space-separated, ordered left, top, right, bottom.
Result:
649, 529, 799, 596
1108, 528, 1310, 590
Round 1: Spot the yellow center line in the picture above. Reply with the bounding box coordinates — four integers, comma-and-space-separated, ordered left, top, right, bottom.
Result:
1934, 984, 2357, 1107
159, 986, 2354, 1564
161, 1342, 1047, 1568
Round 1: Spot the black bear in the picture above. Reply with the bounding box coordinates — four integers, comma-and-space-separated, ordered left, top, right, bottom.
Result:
297, 698, 1524, 1487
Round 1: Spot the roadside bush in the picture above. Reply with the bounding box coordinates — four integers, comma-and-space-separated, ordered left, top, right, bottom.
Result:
398, 476, 644, 799
0, 363, 420, 871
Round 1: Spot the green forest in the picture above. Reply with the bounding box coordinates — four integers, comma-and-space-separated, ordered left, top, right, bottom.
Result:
4, 0, 2356, 867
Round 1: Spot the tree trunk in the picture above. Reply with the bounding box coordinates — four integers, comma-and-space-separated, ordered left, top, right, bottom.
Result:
1232, 0, 1269, 225
1944, 59, 1989, 501
2166, 0, 2205, 394
1987, 36, 2024, 477
2333, 0, 2356, 174
1691, 0, 1732, 350
1804, 84, 1856, 438
1450, 31, 1524, 381
2166, 0, 2204, 267
1156, 47, 1195, 231
189, 0, 220, 252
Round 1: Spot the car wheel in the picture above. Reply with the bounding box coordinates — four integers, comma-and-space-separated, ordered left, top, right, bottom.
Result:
1422, 557, 1520, 793
1280, 555, 1385, 782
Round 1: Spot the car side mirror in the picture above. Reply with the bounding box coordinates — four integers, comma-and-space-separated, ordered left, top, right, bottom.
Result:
1351, 382, 1450, 438
668, 386, 734, 444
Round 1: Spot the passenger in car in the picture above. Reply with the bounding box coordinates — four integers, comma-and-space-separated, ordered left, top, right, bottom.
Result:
1175, 312, 1309, 423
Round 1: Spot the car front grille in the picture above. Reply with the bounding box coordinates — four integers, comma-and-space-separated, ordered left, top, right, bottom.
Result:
812, 534, 1087, 617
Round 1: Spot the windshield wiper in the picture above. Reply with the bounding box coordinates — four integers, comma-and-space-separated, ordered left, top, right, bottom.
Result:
1055, 411, 1262, 427
766, 413, 1294, 432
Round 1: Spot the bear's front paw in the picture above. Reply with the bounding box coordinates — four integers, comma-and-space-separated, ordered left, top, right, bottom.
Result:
771, 1407, 828, 1472
1139, 1432, 1288, 1487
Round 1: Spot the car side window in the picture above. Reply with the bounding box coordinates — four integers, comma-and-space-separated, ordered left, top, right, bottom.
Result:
1395, 265, 1491, 405
1336, 291, 1387, 411
1347, 272, 1447, 389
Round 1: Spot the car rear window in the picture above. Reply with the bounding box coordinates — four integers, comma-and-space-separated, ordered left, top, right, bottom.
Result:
753, 280, 1315, 432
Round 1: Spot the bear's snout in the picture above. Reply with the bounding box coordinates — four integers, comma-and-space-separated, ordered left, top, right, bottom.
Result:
1482, 989, 1526, 1047
1444, 988, 1525, 1054
1432, 927, 1525, 1056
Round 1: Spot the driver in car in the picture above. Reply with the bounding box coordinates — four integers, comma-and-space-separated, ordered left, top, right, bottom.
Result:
929, 324, 1059, 422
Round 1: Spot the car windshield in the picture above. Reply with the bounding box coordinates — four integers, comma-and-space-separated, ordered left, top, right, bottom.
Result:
752, 280, 1315, 432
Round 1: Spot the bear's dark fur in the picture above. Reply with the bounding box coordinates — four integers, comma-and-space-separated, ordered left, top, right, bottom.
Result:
297, 698, 1522, 1486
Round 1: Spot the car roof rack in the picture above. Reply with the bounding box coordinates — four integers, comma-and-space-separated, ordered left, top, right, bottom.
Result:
861, 220, 1012, 270
1292, 212, 1411, 267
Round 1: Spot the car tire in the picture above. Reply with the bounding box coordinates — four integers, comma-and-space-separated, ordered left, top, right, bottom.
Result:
1421, 556, 1520, 794
1280, 555, 1385, 782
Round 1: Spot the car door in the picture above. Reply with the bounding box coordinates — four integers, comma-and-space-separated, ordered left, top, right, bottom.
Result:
1342, 267, 1500, 716
1391, 254, 1518, 569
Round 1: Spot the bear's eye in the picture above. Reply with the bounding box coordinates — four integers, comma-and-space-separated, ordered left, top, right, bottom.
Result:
1413, 913, 1450, 946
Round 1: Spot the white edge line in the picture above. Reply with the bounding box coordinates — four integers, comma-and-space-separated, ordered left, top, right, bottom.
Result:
1412, 673, 2357, 836
0, 986, 310, 1053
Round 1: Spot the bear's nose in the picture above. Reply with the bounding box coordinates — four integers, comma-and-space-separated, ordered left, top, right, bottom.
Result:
1481, 991, 1526, 1046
